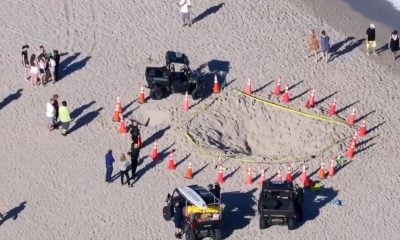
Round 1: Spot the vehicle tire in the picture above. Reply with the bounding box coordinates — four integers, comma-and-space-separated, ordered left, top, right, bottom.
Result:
150, 85, 164, 100
287, 218, 295, 230
191, 87, 204, 100
213, 229, 222, 240
185, 229, 196, 240
162, 206, 172, 221
259, 217, 268, 229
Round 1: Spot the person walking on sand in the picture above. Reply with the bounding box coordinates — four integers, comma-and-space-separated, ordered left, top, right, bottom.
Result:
320, 30, 331, 63
119, 153, 131, 187
389, 30, 400, 61
128, 142, 140, 182
21, 45, 30, 81
105, 149, 115, 183
307, 30, 319, 62
179, 0, 192, 27
46, 98, 56, 131
366, 24, 376, 55
58, 101, 71, 136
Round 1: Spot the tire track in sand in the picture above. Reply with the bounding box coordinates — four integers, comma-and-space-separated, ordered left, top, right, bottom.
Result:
63, 0, 75, 51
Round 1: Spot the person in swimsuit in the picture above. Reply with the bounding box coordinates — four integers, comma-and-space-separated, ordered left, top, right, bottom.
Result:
307, 30, 319, 63
389, 30, 400, 61
29, 54, 39, 86
21, 45, 30, 81
48, 53, 56, 82
38, 55, 48, 85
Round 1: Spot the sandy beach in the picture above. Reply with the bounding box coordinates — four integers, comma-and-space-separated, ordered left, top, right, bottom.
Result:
1, 0, 400, 239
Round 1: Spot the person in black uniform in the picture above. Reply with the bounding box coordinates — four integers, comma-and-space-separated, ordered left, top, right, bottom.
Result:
173, 201, 183, 239
294, 184, 304, 221
389, 30, 400, 61
128, 142, 140, 184
53, 50, 60, 83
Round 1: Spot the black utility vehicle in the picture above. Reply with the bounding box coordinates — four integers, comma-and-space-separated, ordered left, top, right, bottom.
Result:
163, 185, 223, 240
145, 51, 206, 100
258, 181, 303, 230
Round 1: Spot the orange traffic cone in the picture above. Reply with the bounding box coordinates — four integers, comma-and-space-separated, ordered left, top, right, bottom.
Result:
138, 86, 145, 104
285, 164, 293, 183
319, 162, 326, 180
213, 74, 220, 93
167, 153, 176, 170
347, 108, 356, 126
300, 164, 311, 188
150, 142, 158, 161
118, 115, 127, 134
346, 142, 356, 159
274, 77, 281, 96
306, 89, 316, 109
137, 134, 142, 148
259, 169, 266, 185
282, 84, 290, 104
112, 104, 121, 122
329, 159, 335, 177
245, 78, 252, 95
183, 92, 189, 112
185, 161, 193, 179
116, 96, 123, 113
216, 165, 225, 184
245, 167, 253, 186
276, 168, 283, 183
358, 120, 367, 137
328, 98, 337, 116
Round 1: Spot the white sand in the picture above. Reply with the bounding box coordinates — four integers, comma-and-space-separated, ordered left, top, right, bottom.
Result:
1, 0, 399, 239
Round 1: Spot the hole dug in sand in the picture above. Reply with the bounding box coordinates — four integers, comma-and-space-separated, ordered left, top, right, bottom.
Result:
188, 94, 349, 161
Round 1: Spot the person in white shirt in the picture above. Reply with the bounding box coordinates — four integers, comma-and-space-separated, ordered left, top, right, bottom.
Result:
46, 98, 56, 131
179, 0, 191, 27
119, 154, 132, 187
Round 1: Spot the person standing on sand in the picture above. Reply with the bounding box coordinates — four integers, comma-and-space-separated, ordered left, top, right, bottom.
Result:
105, 149, 115, 183
307, 30, 319, 62
58, 101, 71, 136
52, 94, 59, 124
53, 50, 60, 83
366, 24, 376, 55
29, 54, 39, 86
320, 30, 330, 63
179, 0, 192, 27
389, 30, 400, 61
119, 153, 131, 187
128, 142, 140, 182
46, 98, 56, 131
21, 45, 30, 81
173, 201, 183, 239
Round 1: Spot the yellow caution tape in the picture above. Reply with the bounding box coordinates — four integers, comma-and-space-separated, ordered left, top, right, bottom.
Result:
178, 89, 352, 165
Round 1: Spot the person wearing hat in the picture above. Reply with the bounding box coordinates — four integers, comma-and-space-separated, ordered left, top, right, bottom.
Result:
366, 24, 376, 55
389, 30, 400, 61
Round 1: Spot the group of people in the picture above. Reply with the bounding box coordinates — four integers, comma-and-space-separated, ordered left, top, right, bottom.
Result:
22, 45, 60, 86
46, 95, 72, 136
365, 24, 400, 61
307, 24, 400, 63
105, 120, 143, 187
307, 30, 331, 63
